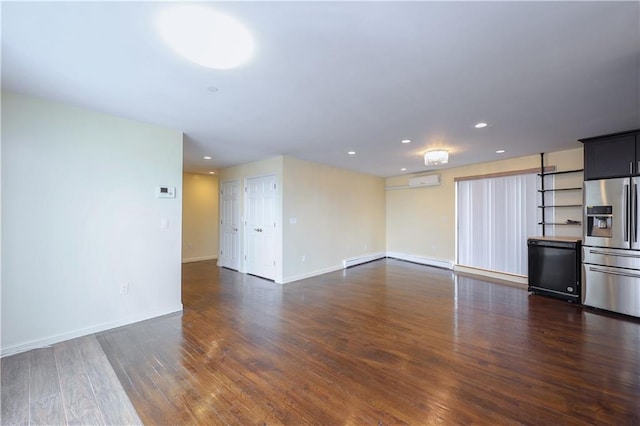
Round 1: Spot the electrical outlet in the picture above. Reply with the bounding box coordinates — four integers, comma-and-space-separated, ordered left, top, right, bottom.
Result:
120, 282, 129, 295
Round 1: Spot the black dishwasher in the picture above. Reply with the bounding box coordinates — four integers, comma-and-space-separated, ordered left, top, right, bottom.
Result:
528, 238, 582, 302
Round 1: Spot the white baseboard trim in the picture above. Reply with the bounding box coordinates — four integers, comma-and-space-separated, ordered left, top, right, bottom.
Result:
386, 252, 454, 270
454, 265, 527, 287
1, 304, 183, 358
182, 255, 217, 264
342, 252, 387, 269
281, 252, 386, 284
281, 264, 344, 284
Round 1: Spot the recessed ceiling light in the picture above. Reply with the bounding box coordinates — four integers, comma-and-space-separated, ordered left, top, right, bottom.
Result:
347, 151, 356, 155
401, 139, 411, 144
208, 171, 216, 174
475, 122, 488, 129
204, 156, 212, 160
496, 149, 505, 154
156, 6, 255, 70
401, 168, 407, 171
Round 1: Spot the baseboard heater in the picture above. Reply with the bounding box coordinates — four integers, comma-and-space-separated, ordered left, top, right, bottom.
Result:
343, 253, 386, 269
386, 252, 454, 270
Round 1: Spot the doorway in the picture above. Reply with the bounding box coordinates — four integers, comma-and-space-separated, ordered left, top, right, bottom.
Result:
244, 174, 277, 280
219, 179, 240, 270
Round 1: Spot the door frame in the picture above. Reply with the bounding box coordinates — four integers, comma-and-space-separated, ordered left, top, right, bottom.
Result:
243, 173, 282, 282
219, 178, 241, 271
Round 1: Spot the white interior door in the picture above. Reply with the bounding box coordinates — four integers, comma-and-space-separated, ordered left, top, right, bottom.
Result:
219, 180, 240, 270
245, 175, 276, 280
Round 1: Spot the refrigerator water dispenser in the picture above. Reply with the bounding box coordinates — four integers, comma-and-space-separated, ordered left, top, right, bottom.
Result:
586, 206, 613, 238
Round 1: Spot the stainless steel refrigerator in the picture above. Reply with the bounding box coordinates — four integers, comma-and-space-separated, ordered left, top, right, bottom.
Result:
583, 177, 640, 318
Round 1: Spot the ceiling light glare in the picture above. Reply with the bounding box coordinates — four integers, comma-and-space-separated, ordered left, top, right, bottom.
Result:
348, 151, 356, 155
156, 6, 255, 69
209, 171, 216, 174
424, 149, 449, 166
204, 156, 212, 160
401, 139, 411, 144
496, 149, 505, 154
401, 168, 407, 171
475, 122, 488, 129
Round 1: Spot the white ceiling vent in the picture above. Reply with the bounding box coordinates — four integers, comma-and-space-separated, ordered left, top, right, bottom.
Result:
409, 174, 441, 188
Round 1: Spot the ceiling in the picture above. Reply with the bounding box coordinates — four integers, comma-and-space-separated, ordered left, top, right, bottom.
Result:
2, 1, 639, 177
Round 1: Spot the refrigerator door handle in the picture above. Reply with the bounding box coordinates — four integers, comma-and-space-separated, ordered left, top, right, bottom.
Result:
623, 184, 629, 242
588, 249, 640, 258
633, 182, 638, 243
589, 266, 640, 279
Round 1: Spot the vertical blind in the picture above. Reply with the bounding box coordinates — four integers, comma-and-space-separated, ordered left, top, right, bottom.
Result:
457, 172, 541, 275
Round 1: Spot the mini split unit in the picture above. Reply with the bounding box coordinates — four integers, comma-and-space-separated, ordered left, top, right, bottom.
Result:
408, 174, 441, 188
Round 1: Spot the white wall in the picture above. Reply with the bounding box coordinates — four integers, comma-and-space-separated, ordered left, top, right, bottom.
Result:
219, 156, 284, 282
282, 156, 386, 283
1, 92, 183, 356
219, 156, 386, 284
385, 148, 584, 276
182, 172, 219, 263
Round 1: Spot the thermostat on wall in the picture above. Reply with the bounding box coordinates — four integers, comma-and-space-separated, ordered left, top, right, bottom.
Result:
156, 186, 176, 198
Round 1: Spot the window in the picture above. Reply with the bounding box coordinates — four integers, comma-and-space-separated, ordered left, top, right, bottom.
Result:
456, 171, 541, 275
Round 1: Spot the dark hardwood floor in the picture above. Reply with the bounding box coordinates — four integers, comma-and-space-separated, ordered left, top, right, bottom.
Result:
97, 259, 640, 425
1, 336, 142, 426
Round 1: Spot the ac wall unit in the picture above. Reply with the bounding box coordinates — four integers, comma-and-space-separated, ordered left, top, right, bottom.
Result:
409, 174, 441, 188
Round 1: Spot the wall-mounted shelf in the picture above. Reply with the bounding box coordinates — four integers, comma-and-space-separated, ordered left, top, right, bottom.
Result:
538, 187, 582, 193
537, 168, 584, 177
538, 222, 582, 226
538, 153, 584, 236
538, 204, 582, 208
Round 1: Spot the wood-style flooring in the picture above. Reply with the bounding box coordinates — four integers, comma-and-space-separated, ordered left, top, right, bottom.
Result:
97, 259, 640, 425
1, 335, 141, 425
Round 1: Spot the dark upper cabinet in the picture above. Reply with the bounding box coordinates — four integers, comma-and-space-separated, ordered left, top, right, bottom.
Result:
580, 130, 639, 180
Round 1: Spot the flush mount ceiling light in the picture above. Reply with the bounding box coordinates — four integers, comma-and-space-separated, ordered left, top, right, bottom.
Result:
156, 5, 255, 69
475, 122, 488, 129
208, 171, 216, 175
496, 149, 505, 154
347, 151, 356, 155
424, 149, 449, 166
401, 139, 411, 144
203, 156, 212, 160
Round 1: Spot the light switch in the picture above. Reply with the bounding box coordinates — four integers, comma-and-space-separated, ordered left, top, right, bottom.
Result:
290, 217, 297, 224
